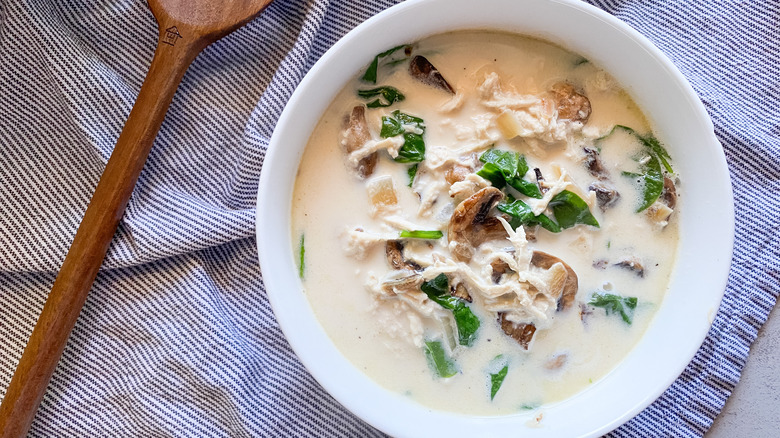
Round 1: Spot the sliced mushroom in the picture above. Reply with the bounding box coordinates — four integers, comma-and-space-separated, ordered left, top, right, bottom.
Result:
544, 353, 568, 370
614, 257, 645, 278
451, 283, 472, 303
490, 259, 512, 283
531, 251, 578, 312
584, 148, 620, 211
519, 225, 536, 242
583, 147, 608, 180
380, 269, 423, 295
448, 187, 505, 262
661, 176, 677, 210
589, 181, 621, 211
498, 313, 536, 350
579, 302, 594, 323
534, 168, 549, 194
343, 105, 377, 178
445, 164, 471, 185
409, 55, 456, 94
385, 240, 422, 271
550, 82, 591, 123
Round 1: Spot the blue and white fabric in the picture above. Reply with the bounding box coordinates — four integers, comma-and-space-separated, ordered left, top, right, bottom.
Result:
1, 0, 777, 436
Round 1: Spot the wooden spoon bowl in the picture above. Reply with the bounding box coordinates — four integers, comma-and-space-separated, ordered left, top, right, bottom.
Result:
0, 0, 272, 436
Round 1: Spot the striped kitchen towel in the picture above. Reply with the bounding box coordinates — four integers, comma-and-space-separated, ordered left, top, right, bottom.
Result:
0, 0, 777, 436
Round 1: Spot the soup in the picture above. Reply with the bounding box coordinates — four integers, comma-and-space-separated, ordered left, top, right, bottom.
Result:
291, 31, 679, 415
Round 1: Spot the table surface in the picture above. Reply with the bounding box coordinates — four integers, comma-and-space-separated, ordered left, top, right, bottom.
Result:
707, 301, 780, 437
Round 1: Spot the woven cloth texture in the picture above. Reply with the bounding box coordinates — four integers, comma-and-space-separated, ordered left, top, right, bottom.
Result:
1, 0, 778, 436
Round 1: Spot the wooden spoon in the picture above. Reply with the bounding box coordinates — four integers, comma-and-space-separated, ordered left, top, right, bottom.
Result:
0, 0, 273, 436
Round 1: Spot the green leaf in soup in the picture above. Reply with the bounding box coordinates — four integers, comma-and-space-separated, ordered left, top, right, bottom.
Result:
479, 149, 520, 179
477, 149, 542, 198
421, 274, 480, 346
507, 177, 543, 199
423, 340, 458, 378
421, 275, 459, 310
357, 86, 406, 108
640, 133, 673, 173
380, 110, 424, 138
380, 114, 404, 138
548, 190, 599, 229
622, 153, 664, 212
380, 110, 426, 163
407, 163, 418, 187
599, 125, 673, 173
490, 364, 509, 400
588, 292, 638, 325
497, 196, 561, 233
399, 229, 443, 239
452, 303, 480, 346
476, 162, 507, 189
396, 132, 425, 163
362, 44, 408, 84
421, 274, 451, 304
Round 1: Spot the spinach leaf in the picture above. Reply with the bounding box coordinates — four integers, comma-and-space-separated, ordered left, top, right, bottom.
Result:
452, 303, 480, 346
508, 177, 543, 199
396, 133, 425, 163
362, 44, 408, 84
480, 149, 521, 178
357, 86, 405, 108
622, 153, 664, 212
298, 234, 305, 279
421, 273, 449, 299
380, 110, 424, 137
407, 163, 418, 187
640, 133, 673, 173
421, 274, 461, 310
421, 274, 481, 346
423, 340, 458, 378
490, 365, 509, 400
599, 125, 673, 173
497, 195, 561, 233
477, 149, 542, 198
548, 190, 599, 229
380, 110, 426, 163
399, 230, 443, 239
589, 292, 638, 325
475, 162, 506, 189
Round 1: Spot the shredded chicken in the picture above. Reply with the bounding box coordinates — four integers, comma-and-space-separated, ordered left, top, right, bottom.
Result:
333, 66, 670, 354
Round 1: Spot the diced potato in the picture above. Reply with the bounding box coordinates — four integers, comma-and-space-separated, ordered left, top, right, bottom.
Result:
367, 175, 398, 216
646, 201, 673, 226
496, 111, 522, 139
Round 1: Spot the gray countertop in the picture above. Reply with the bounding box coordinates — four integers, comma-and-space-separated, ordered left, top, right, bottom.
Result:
707, 301, 780, 436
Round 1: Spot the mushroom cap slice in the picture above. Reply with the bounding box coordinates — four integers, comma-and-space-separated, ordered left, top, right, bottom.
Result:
445, 164, 471, 185
531, 250, 578, 312
551, 82, 591, 123
409, 55, 456, 94
661, 175, 677, 210
614, 257, 645, 278
380, 269, 423, 295
385, 240, 422, 271
343, 105, 376, 178
451, 283, 472, 303
583, 147, 609, 179
447, 187, 505, 262
589, 181, 621, 211
498, 313, 536, 350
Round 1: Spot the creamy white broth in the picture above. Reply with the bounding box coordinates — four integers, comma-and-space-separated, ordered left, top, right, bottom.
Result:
291, 31, 678, 415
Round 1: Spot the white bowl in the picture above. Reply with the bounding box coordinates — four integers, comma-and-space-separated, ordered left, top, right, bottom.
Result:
256, 0, 735, 436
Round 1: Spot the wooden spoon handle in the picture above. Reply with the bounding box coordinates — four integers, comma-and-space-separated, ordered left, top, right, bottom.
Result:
0, 28, 200, 438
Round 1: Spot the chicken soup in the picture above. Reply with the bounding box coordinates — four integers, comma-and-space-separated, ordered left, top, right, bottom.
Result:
291, 31, 679, 415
